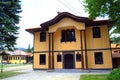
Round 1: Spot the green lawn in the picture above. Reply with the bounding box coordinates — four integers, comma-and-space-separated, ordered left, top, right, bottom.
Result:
0, 64, 31, 68
0, 71, 24, 79
80, 74, 108, 80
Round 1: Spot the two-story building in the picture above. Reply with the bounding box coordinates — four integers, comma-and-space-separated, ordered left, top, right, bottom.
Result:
26, 12, 112, 70
111, 44, 120, 68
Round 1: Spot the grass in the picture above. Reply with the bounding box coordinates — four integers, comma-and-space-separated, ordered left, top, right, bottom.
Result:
0, 64, 31, 68
80, 74, 108, 80
0, 71, 25, 79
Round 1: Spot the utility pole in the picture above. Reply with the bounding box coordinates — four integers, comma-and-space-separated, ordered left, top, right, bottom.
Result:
0, 52, 5, 73
0, 46, 5, 73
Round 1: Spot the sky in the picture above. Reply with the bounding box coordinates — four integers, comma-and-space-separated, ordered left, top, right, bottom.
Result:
16, 0, 88, 48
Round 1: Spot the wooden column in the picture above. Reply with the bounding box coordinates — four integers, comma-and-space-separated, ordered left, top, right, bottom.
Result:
52, 33, 54, 69
84, 30, 88, 69
80, 30, 84, 69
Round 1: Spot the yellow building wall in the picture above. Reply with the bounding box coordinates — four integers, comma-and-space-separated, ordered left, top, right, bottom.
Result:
33, 53, 48, 69
34, 32, 49, 51
54, 52, 63, 69
53, 51, 82, 69
54, 27, 81, 51
87, 50, 112, 69
86, 25, 110, 49
8, 56, 26, 64
8, 60, 26, 64
75, 51, 82, 69
33, 18, 112, 69
49, 18, 85, 33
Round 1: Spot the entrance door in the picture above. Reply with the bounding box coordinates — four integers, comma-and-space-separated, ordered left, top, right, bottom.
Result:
63, 52, 75, 69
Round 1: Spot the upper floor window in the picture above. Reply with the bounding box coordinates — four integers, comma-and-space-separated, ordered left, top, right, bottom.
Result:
94, 52, 103, 64
92, 27, 101, 38
61, 29, 76, 42
40, 32, 46, 42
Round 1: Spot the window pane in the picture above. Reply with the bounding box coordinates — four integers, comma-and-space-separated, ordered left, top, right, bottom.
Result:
61, 30, 65, 42
92, 27, 101, 38
40, 32, 46, 42
57, 54, 62, 62
66, 30, 71, 41
94, 52, 103, 64
61, 29, 76, 42
39, 54, 46, 65
71, 29, 76, 41
76, 54, 81, 61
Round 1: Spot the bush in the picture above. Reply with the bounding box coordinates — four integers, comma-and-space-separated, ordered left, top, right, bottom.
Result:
106, 67, 120, 80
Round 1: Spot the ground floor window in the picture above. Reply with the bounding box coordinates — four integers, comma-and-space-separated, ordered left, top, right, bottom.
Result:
39, 54, 46, 65
57, 54, 62, 62
94, 52, 103, 64
76, 53, 81, 61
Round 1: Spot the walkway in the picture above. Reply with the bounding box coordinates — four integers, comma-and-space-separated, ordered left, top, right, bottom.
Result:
2, 70, 80, 80
1, 65, 111, 80
3, 64, 32, 72
2, 69, 111, 80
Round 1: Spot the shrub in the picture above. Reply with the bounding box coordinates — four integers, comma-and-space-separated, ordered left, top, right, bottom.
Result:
106, 67, 120, 80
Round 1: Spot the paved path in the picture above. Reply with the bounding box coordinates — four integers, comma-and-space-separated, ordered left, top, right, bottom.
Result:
3, 65, 32, 72
2, 70, 80, 80
1, 69, 111, 80
1, 65, 111, 80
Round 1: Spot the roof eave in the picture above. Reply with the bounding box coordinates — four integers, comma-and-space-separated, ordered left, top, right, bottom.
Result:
25, 27, 47, 33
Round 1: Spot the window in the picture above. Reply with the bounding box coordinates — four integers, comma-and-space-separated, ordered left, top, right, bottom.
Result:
39, 54, 46, 65
40, 32, 46, 42
76, 53, 81, 61
94, 52, 103, 64
61, 29, 76, 42
57, 54, 62, 62
92, 27, 101, 38
61, 30, 66, 42
114, 51, 118, 53
71, 29, 76, 41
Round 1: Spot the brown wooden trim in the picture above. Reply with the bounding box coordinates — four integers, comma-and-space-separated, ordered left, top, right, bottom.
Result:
87, 68, 112, 70
33, 33, 35, 69
84, 30, 88, 69
48, 33, 51, 69
34, 48, 111, 53
111, 48, 120, 49
52, 33, 54, 69
33, 68, 48, 70
80, 30, 84, 69
87, 48, 111, 51
107, 26, 113, 69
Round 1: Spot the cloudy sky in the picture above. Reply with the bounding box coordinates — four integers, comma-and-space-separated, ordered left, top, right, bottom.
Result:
16, 0, 88, 48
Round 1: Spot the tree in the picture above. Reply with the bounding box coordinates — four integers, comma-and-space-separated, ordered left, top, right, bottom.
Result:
84, 0, 120, 43
0, 0, 22, 51
26, 44, 33, 53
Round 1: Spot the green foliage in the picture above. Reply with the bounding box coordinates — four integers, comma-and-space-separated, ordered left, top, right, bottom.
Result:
110, 36, 120, 44
0, 0, 22, 51
84, 0, 120, 43
106, 67, 120, 80
26, 44, 33, 53
110, 26, 120, 43
84, 0, 120, 26
0, 71, 24, 79
80, 74, 107, 80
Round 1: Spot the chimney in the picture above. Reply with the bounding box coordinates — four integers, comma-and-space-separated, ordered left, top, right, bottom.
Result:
57, 12, 61, 15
